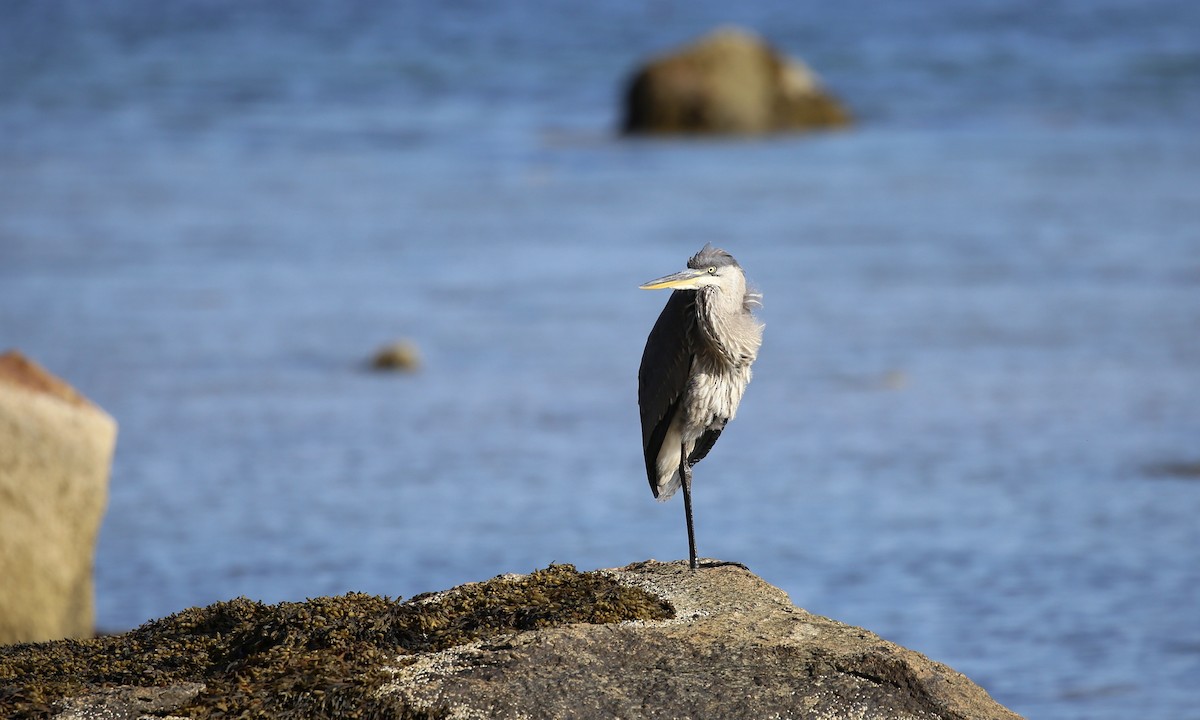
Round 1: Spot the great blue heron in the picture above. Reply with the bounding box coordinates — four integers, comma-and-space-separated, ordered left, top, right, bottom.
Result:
638, 244, 763, 570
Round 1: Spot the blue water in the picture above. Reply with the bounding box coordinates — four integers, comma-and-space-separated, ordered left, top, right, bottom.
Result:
3, 2, 1199, 718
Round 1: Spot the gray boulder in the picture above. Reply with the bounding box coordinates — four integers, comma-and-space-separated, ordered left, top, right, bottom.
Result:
387, 560, 1020, 720
623, 27, 852, 135
1, 562, 1020, 719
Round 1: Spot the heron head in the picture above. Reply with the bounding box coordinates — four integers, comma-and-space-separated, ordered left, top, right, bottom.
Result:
639, 243, 743, 291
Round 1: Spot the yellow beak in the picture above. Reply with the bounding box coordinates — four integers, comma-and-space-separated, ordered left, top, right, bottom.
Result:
639, 268, 706, 290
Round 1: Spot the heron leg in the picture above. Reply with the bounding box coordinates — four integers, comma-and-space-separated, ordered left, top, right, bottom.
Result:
679, 443, 697, 571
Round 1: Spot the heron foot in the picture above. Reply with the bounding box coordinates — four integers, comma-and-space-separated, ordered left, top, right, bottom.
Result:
696, 559, 749, 571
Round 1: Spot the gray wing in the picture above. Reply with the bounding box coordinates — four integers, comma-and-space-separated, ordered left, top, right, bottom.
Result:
638, 290, 694, 496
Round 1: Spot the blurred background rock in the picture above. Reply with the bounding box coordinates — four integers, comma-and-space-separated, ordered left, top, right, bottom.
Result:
0, 352, 116, 645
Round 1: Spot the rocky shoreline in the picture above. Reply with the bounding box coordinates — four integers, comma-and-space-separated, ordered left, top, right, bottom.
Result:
1, 561, 1020, 720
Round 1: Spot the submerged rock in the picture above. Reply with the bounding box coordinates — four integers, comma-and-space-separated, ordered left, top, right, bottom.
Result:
0, 562, 1021, 720
1145, 460, 1200, 479
371, 340, 421, 372
623, 27, 852, 135
0, 350, 117, 646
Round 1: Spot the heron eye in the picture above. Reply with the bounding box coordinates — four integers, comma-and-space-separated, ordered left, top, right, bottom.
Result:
707, 267, 716, 275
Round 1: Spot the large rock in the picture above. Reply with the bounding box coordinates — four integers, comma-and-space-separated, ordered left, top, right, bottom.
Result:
0, 562, 1021, 719
0, 351, 116, 645
623, 27, 852, 135
387, 561, 1020, 719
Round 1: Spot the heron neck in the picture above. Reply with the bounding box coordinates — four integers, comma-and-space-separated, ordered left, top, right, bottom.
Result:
694, 286, 746, 367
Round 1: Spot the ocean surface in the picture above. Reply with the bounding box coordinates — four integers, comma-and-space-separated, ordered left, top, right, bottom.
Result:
2, 2, 1199, 717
